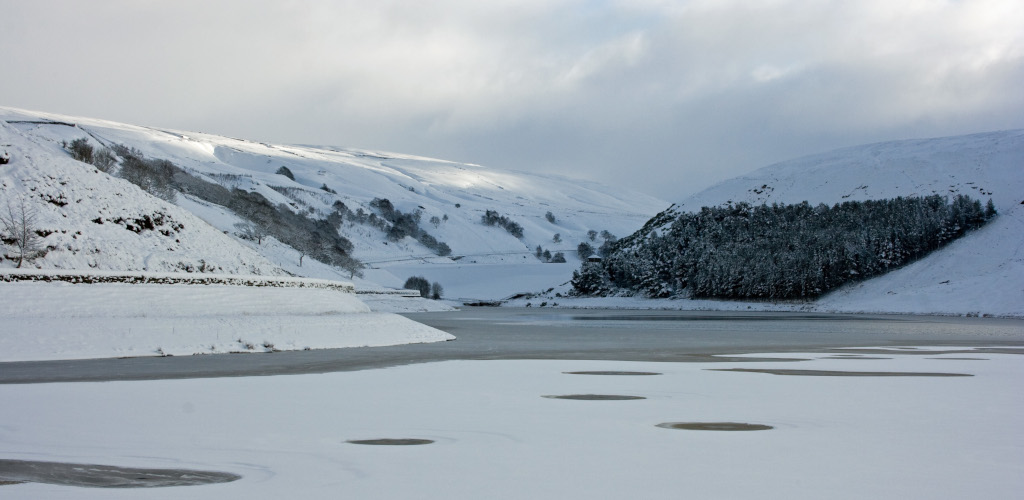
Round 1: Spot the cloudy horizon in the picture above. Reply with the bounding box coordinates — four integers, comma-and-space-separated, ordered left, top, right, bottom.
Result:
3, 0, 1022, 200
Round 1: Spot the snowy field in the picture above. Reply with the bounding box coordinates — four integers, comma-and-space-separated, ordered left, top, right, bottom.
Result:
1, 351, 1021, 498
0, 281, 453, 362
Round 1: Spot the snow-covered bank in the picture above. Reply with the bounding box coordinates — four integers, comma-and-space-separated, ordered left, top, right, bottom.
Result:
355, 292, 457, 313
0, 281, 453, 362
502, 294, 1023, 318
1, 353, 1020, 499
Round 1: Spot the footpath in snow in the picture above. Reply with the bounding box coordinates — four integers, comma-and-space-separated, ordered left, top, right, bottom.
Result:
0, 275, 454, 362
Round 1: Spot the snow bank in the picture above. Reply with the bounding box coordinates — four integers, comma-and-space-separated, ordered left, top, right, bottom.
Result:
0, 281, 454, 361
355, 293, 457, 313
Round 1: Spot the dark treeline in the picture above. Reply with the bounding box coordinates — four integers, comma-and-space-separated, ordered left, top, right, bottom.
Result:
73, 142, 364, 276
481, 209, 524, 238
574, 195, 995, 300
225, 189, 362, 275
368, 198, 452, 256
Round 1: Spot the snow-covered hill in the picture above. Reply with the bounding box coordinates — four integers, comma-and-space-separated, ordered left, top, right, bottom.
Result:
5, 105, 1018, 315
673, 130, 1022, 211
0, 106, 666, 297
645, 130, 1024, 316
0, 119, 284, 275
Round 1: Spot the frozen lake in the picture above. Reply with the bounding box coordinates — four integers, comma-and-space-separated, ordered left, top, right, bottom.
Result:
3, 309, 1022, 384
2, 310, 1023, 498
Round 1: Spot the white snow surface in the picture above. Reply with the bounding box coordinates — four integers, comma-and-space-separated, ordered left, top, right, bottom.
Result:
1, 353, 1020, 499
0, 280, 453, 361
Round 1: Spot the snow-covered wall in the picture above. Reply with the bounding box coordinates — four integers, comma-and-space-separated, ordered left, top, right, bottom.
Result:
0, 269, 355, 291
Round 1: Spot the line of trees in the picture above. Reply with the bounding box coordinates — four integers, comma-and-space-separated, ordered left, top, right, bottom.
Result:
224, 188, 362, 276
576, 231, 617, 260
368, 198, 452, 256
62, 139, 365, 277
481, 209, 524, 238
403, 276, 444, 299
534, 245, 566, 263
574, 195, 996, 300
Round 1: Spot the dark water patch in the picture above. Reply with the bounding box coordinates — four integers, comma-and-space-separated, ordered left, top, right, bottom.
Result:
973, 348, 1024, 355
657, 422, 773, 431
709, 356, 813, 363
826, 349, 946, 356
543, 394, 646, 400
563, 371, 662, 376
0, 459, 241, 488
827, 347, 1024, 357
710, 368, 972, 377
347, 438, 434, 446
820, 355, 893, 360
572, 314, 868, 322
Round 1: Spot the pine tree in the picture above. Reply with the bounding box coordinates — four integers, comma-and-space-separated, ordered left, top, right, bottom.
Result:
591, 194, 994, 300
577, 242, 594, 259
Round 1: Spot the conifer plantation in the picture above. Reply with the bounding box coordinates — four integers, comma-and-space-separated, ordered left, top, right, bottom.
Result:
574, 195, 995, 300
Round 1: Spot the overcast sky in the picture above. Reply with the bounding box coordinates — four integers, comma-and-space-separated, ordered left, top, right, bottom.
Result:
3, 0, 1022, 200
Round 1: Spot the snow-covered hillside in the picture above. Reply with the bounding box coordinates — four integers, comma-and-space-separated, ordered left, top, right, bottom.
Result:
641, 130, 1024, 316
673, 130, 1022, 211
5, 105, 1017, 315
0, 118, 288, 274
0, 106, 665, 297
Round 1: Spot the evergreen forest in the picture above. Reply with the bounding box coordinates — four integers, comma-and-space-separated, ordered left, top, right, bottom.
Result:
573, 195, 995, 300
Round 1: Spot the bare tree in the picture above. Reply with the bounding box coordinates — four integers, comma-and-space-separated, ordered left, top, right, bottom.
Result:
234, 221, 268, 245
65, 138, 94, 164
1, 198, 43, 268
92, 148, 117, 172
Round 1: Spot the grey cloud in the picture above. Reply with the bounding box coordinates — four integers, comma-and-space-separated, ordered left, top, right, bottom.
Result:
1, 0, 1021, 200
